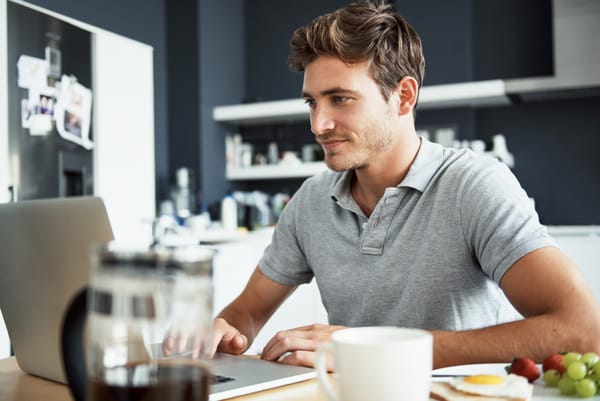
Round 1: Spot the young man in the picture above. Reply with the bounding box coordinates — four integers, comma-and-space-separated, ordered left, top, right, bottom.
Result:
209, 0, 600, 369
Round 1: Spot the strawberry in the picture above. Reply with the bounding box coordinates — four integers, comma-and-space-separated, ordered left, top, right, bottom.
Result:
542, 353, 565, 374
505, 357, 541, 382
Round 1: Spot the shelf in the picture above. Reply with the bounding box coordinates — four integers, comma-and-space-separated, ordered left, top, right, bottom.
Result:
418, 79, 510, 109
226, 162, 328, 180
214, 98, 308, 125
212, 79, 511, 125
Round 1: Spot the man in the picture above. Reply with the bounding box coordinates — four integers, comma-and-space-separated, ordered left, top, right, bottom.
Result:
209, 0, 600, 369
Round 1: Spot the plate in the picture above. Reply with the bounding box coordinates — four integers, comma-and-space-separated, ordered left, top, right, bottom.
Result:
432, 363, 564, 401
433, 363, 509, 377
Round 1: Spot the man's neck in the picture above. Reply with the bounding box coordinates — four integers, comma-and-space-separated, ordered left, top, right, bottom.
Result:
351, 134, 421, 217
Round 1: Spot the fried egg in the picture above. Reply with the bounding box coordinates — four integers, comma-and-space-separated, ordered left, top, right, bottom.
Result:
450, 374, 533, 399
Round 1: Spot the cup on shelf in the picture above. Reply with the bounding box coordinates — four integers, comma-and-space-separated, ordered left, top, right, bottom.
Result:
279, 151, 301, 166
301, 144, 321, 162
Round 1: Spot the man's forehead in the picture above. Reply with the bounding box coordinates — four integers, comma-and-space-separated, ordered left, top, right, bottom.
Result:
302, 57, 374, 96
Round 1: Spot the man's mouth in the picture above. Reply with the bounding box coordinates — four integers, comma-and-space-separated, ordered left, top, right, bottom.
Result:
319, 138, 347, 152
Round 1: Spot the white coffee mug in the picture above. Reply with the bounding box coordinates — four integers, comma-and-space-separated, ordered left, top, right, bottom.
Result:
315, 327, 432, 401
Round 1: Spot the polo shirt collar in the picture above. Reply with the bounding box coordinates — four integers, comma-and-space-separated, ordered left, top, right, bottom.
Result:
399, 137, 445, 192
331, 169, 355, 205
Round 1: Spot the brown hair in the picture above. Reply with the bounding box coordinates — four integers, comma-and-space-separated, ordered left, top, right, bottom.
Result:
288, 0, 425, 103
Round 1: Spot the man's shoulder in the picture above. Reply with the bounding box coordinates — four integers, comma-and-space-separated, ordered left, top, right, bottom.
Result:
438, 147, 509, 183
442, 146, 499, 168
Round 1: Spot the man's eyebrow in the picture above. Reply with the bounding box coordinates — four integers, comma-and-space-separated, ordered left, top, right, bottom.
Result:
302, 87, 358, 98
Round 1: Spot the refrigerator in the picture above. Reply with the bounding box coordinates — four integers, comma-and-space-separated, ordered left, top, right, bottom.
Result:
7, 2, 93, 201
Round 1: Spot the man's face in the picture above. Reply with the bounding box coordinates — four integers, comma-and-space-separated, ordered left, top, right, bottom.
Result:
302, 56, 400, 172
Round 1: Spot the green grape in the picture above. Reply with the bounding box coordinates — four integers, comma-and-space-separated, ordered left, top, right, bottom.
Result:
575, 378, 597, 398
558, 376, 576, 395
591, 361, 600, 381
543, 369, 561, 387
563, 352, 582, 368
581, 352, 600, 368
567, 361, 587, 380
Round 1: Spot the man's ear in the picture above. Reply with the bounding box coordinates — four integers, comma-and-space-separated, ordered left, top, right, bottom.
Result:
397, 76, 418, 116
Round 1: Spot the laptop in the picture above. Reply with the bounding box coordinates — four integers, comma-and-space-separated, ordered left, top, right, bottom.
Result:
0, 196, 316, 400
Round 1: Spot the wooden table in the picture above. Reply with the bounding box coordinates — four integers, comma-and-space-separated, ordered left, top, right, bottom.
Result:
1, 357, 567, 401
0, 357, 327, 401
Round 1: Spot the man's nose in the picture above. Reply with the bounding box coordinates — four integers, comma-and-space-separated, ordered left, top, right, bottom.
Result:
310, 107, 335, 136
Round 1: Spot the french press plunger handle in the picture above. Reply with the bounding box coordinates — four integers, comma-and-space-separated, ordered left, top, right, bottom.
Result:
61, 286, 88, 401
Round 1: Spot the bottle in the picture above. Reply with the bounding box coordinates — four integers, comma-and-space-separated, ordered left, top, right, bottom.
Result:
225, 134, 234, 169
171, 167, 195, 219
268, 142, 279, 164
232, 134, 243, 168
221, 195, 237, 232
490, 134, 515, 168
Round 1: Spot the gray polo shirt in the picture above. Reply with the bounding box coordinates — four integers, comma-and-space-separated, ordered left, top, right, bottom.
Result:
258, 138, 556, 330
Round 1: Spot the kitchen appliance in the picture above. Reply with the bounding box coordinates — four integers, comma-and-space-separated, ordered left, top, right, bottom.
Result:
6, 2, 93, 201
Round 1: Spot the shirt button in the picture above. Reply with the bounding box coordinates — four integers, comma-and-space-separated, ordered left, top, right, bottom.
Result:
362, 222, 367, 229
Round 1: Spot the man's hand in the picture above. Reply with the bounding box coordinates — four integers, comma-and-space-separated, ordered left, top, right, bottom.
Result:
260, 324, 346, 371
210, 317, 249, 357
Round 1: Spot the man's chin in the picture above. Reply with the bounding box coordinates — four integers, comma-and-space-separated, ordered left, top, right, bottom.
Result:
327, 165, 347, 173
324, 158, 361, 172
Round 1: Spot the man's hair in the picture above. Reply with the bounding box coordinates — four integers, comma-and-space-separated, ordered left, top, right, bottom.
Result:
288, 0, 425, 103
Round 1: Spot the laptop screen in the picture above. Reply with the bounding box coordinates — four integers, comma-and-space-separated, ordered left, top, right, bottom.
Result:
0, 197, 114, 383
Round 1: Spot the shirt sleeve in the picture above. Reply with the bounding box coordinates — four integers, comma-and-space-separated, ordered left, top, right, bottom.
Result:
458, 158, 557, 283
258, 184, 315, 286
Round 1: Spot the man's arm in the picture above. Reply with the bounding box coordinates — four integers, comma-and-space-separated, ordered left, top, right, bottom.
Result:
251, 246, 600, 370
432, 246, 600, 368
210, 266, 296, 356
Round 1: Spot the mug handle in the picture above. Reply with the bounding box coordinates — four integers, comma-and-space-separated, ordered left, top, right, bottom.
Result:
315, 342, 339, 401
60, 286, 88, 401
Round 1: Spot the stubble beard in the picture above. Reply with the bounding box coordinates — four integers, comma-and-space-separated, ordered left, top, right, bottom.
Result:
322, 126, 394, 172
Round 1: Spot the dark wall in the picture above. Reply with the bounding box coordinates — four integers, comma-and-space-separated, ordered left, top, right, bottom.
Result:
166, 0, 200, 205
476, 97, 600, 225
197, 0, 245, 208
25, 0, 169, 204
244, 1, 350, 101
396, 0, 473, 85
471, 0, 553, 81
241, 0, 553, 94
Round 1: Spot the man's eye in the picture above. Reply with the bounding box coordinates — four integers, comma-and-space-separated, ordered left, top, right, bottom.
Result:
333, 96, 348, 104
304, 98, 316, 108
